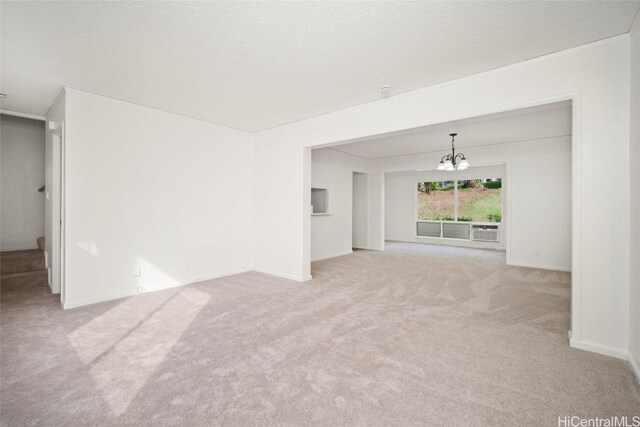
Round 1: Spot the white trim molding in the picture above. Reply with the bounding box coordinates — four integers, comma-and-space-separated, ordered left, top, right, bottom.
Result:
253, 268, 312, 282
569, 93, 583, 349
506, 260, 571, 273
569, 337, 627, 360
63, 268, 252, 309
0, 109, 46, 121
311, 250, 354, 262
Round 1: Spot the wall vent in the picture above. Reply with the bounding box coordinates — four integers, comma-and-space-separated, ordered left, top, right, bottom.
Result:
471, 225, 500, 242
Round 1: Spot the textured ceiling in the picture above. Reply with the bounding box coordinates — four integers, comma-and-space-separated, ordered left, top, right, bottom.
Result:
329, 102, 572, 159
1, 2, 638, 132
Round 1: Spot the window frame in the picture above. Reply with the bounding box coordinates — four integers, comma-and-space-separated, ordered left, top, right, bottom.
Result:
414, 178, 503, 241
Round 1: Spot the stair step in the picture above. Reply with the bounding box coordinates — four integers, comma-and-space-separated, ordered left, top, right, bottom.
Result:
1, 250, 46, 275
1, 269, 48, 292
1, 270, 48, 279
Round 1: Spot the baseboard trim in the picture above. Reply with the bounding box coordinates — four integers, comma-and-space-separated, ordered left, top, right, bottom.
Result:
386, 238, 505, 251
252, 268, 311, 282
64, 266, 316, 309
190, 268, 252, 284
311, 250, 353, 262
507, 260, 571, 272
569, 338, 627, 360
629, 352, 640, 385
63, 267, 252, 309
63, 291, 138, 309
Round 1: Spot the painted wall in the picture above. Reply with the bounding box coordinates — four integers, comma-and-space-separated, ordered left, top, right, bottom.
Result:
628, 13, 640, 378
383, 137, 572, 271
61, 88, 255, 308
0, 114, 45, 251
254, 36, 631, 358
311, 148, 369, 261
352, 172, 368, 249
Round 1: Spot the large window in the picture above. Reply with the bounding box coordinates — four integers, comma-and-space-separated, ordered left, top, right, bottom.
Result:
417, 178, 502, 223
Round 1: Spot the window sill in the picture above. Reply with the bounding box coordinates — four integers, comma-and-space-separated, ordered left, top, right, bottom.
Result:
415, 235, 471, 241
312, 213, 331, 216
417, 220, 502, 225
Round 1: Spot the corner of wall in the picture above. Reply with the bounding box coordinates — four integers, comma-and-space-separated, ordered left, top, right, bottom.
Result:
627, 7, 640, 374
248, 132, 258, 271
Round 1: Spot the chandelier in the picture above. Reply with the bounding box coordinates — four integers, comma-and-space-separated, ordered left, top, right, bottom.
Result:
437, 133, 469, 171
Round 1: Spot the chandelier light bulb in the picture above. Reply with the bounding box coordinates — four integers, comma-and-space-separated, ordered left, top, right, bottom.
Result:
435, 133, 469, 172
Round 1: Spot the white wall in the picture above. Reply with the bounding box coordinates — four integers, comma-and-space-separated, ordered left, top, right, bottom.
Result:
310, 148, 369, 261
352, 172, 367, 249
383, 137, 572, 271
60, 88, 255, 308
0, 114, 45, 251
254, 36, 631, 358
628, 13, 640, 378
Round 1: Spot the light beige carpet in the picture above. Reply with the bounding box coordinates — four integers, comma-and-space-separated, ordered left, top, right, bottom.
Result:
1, 242, 638, 425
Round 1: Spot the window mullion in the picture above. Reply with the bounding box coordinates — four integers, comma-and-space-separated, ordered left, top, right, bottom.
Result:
454, 179, 458, 221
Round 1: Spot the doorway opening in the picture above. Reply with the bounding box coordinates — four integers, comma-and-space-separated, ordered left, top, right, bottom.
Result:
305, 98, 574, 335
0, 113, 47, 292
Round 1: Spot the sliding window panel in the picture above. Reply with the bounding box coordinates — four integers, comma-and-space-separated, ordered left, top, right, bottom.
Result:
417, 182, 455, 221
457, 179, 502, 222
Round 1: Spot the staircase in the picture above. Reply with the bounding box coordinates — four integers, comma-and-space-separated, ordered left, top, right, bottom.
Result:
0, 249, 48, 292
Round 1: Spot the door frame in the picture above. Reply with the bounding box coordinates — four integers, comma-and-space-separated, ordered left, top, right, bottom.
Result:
352, 171, 369, 250
302, 94, 580, 345
46, 120, 65, 302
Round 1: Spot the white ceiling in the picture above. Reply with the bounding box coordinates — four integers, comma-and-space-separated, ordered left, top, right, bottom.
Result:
328, 101, 572, 159
1, 2, 638, 132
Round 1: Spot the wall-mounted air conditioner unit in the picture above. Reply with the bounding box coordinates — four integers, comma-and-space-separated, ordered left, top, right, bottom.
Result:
471, 224, 500, 242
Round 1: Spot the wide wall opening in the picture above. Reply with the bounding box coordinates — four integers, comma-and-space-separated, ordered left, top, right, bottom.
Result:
308, 100, 572, 267
306, 99, 573, 331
